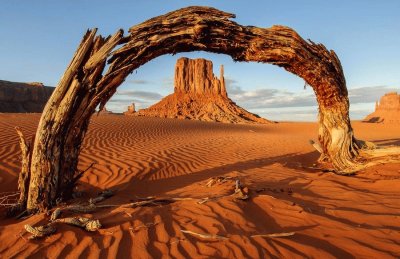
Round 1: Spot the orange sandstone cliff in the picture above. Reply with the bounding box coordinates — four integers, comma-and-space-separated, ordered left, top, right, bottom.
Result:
134, 58, 270, 124
0, 80, 54, 113
363, 92, 400, 123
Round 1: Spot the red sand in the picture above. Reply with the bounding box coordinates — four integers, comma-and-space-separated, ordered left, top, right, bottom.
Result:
0, 114, 399, 258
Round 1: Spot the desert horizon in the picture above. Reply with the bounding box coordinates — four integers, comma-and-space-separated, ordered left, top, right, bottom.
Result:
1, 114, 400, 257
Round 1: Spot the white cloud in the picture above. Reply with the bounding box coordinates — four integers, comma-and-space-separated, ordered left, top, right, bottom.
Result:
126, 79, 151, 85
226, 80, 399, 121
116, 90, 163, 100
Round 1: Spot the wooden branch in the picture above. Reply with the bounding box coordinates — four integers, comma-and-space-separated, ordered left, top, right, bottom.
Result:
251, 232, 295, 238
180, 229, 228, 240
15, 127, 31, 208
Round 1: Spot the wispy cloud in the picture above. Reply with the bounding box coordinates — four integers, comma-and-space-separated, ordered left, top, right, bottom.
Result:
347, 85, 399, 103
227, 84, 315, 109
162, 77, 174, 88
106, 89, 165, 112
126, 79, 151, 85
226, 79, 399, 121
227, 82, 399, 110
116, 90, 163, 100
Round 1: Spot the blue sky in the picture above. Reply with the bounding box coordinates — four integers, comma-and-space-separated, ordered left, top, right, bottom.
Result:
1, 0, 399, 121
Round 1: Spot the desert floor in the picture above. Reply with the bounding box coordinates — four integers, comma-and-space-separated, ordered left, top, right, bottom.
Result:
0, 114, 399, 258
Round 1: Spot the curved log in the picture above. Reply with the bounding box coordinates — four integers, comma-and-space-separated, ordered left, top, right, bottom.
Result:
24, 6, 364, 212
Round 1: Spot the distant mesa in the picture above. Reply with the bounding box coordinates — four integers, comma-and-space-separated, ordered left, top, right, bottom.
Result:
0, 80, 54, 113
27, 82, 45, 87
123, 103, 136, 115
132, 57, 271, 124
98, 106, 113, 115
363, 91, 400, 123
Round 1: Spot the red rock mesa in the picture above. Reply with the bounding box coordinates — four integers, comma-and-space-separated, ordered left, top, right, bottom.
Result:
134, 57, 270, 124
363, 92, 400, 123
0, 80, 54, 113
123, 103, 136, 115
98, 106, 113, 115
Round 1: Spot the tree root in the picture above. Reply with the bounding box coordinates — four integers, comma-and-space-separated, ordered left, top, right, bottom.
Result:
53, 217, 101, 231
309, 139, 400, 174
23, 190, 114, 240
24, 223, 56, 240
24, 216, 101, 239
89, 189, 114, 204
50, 189, 115, 221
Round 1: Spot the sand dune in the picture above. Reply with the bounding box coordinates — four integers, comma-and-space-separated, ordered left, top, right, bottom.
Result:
0, 114, 399, 258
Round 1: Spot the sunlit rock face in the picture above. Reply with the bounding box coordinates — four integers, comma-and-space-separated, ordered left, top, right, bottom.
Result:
124, 103, 136, 115
135, 57, 271, 124
363, 92, 400, 123
0, 80, 54, 113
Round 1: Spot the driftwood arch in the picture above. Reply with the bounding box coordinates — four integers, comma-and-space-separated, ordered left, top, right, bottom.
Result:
15, 6, 369, 213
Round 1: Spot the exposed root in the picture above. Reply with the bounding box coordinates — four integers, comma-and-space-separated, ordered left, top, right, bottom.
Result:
66, 203, 97, 213
24, 223, 56, 240
50, 189, 115, 220
309, 138, 400, 175
53, 217, 101, 231
89, 189, 114, 204
357, 146, 400, 169
50, 208, 62, 221
0, 192, 20, 208
233, 180, 250, 200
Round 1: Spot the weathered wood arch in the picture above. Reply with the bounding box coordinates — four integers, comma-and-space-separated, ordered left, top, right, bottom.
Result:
16, 6, 367, 213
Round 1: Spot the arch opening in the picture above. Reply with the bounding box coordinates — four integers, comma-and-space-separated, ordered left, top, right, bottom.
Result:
13, 6, 371, 213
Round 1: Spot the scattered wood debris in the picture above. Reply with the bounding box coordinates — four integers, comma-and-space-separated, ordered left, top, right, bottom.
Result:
233, 179, 249, 200
205, 176, 233, 187
180, 229, 228, 240
23, 189, 114, 240
251, 232, 295, 238
53, 217, 101, 231
24, 223, 56, 240
89, 189, 114, 204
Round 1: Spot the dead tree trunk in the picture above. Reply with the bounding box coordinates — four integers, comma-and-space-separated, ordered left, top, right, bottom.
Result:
15, 128, 32, 208
20, 6, 368, 213
25, 29, 126, 212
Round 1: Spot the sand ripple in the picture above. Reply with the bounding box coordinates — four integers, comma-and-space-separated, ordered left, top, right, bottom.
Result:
0, 114, 399, 258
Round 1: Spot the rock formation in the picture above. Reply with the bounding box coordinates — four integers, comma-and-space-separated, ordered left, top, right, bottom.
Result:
135, 58, 270, 124
123, 103, 136, 115
0, 80, 54, 113
98, 106, 113, 115
363, 92, 400, 123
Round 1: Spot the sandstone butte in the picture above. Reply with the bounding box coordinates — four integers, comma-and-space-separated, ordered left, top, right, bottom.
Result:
123, 103, 136, 115
98, 106, 113, 115
0, 80, 54, 113
363, 91, 400, 123
132, 57, 271, 124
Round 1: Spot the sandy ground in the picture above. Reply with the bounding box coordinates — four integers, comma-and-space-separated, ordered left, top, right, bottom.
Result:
0, 114, 399, 258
